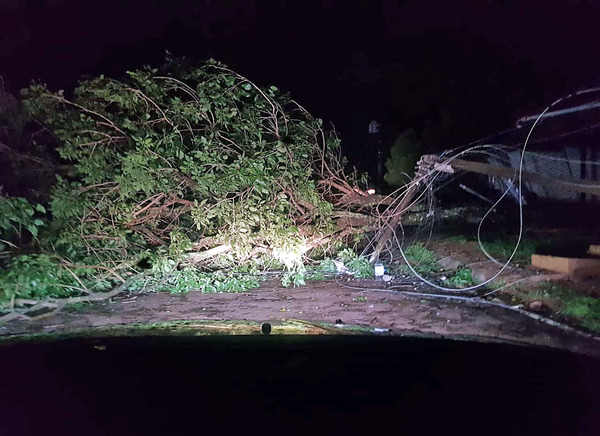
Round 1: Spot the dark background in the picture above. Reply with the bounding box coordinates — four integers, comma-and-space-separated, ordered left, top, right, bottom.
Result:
2, 0, 600, 165
0, 335, 599, 435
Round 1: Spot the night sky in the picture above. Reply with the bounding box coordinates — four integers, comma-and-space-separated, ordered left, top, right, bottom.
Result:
2, 0, 600, 161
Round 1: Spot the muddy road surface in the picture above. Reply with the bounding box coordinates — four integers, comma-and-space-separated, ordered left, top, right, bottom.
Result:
1, 278, 599, 357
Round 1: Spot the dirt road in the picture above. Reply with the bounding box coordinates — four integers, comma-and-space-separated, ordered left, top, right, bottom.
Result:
1, 277, 598, 357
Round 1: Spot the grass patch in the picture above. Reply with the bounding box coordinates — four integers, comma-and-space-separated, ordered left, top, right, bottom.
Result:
445, 235, 471, 244
485, 279, 507, 291
446, 268, 475, 288
561, 297, 600, 331
528, 284, 600, 332
443, 235, 545, 265
64, 302, 90, 311
477, 238, 541, 264
402, 243, 438, 274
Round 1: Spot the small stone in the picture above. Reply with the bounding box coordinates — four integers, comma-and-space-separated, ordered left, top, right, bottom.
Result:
529, 301, 543, 310
382, 274, 393, 282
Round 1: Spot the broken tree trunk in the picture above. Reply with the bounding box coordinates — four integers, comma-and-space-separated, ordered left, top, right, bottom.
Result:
369, 155, 438, 263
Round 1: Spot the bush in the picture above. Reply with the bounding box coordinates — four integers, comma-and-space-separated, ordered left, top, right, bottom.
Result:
447, 268, 475, 288
0, 196, 46, 249
384, 129, 421, 187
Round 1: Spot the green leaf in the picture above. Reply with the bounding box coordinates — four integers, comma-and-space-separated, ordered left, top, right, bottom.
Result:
10, 57, 356, 297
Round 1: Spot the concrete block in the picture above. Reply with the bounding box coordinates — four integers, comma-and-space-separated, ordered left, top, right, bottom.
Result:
531, 254, 600, 277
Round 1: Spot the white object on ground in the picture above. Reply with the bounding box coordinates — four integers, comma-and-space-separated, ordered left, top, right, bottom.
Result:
333, 260, 354, 275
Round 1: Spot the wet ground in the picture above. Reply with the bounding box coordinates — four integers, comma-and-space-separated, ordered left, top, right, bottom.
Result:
2, 277, 599, 357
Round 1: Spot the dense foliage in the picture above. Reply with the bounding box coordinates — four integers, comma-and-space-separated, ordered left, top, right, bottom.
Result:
0, 196, 46, 249
0, 81, 58, 202
0, 59, 367, 304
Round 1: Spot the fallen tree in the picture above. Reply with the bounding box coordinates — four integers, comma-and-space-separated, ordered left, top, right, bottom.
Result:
1, 58, 381, 313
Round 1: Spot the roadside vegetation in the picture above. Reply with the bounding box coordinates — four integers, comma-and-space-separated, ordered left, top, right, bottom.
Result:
518, 283, 600, 332
445, 235, 542, 264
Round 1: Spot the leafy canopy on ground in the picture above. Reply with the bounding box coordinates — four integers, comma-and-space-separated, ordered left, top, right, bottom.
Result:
1, 58, 367, 305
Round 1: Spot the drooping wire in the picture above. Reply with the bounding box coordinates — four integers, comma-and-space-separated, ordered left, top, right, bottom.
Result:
383, 106, 551, 293
360, 86, 596, 293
